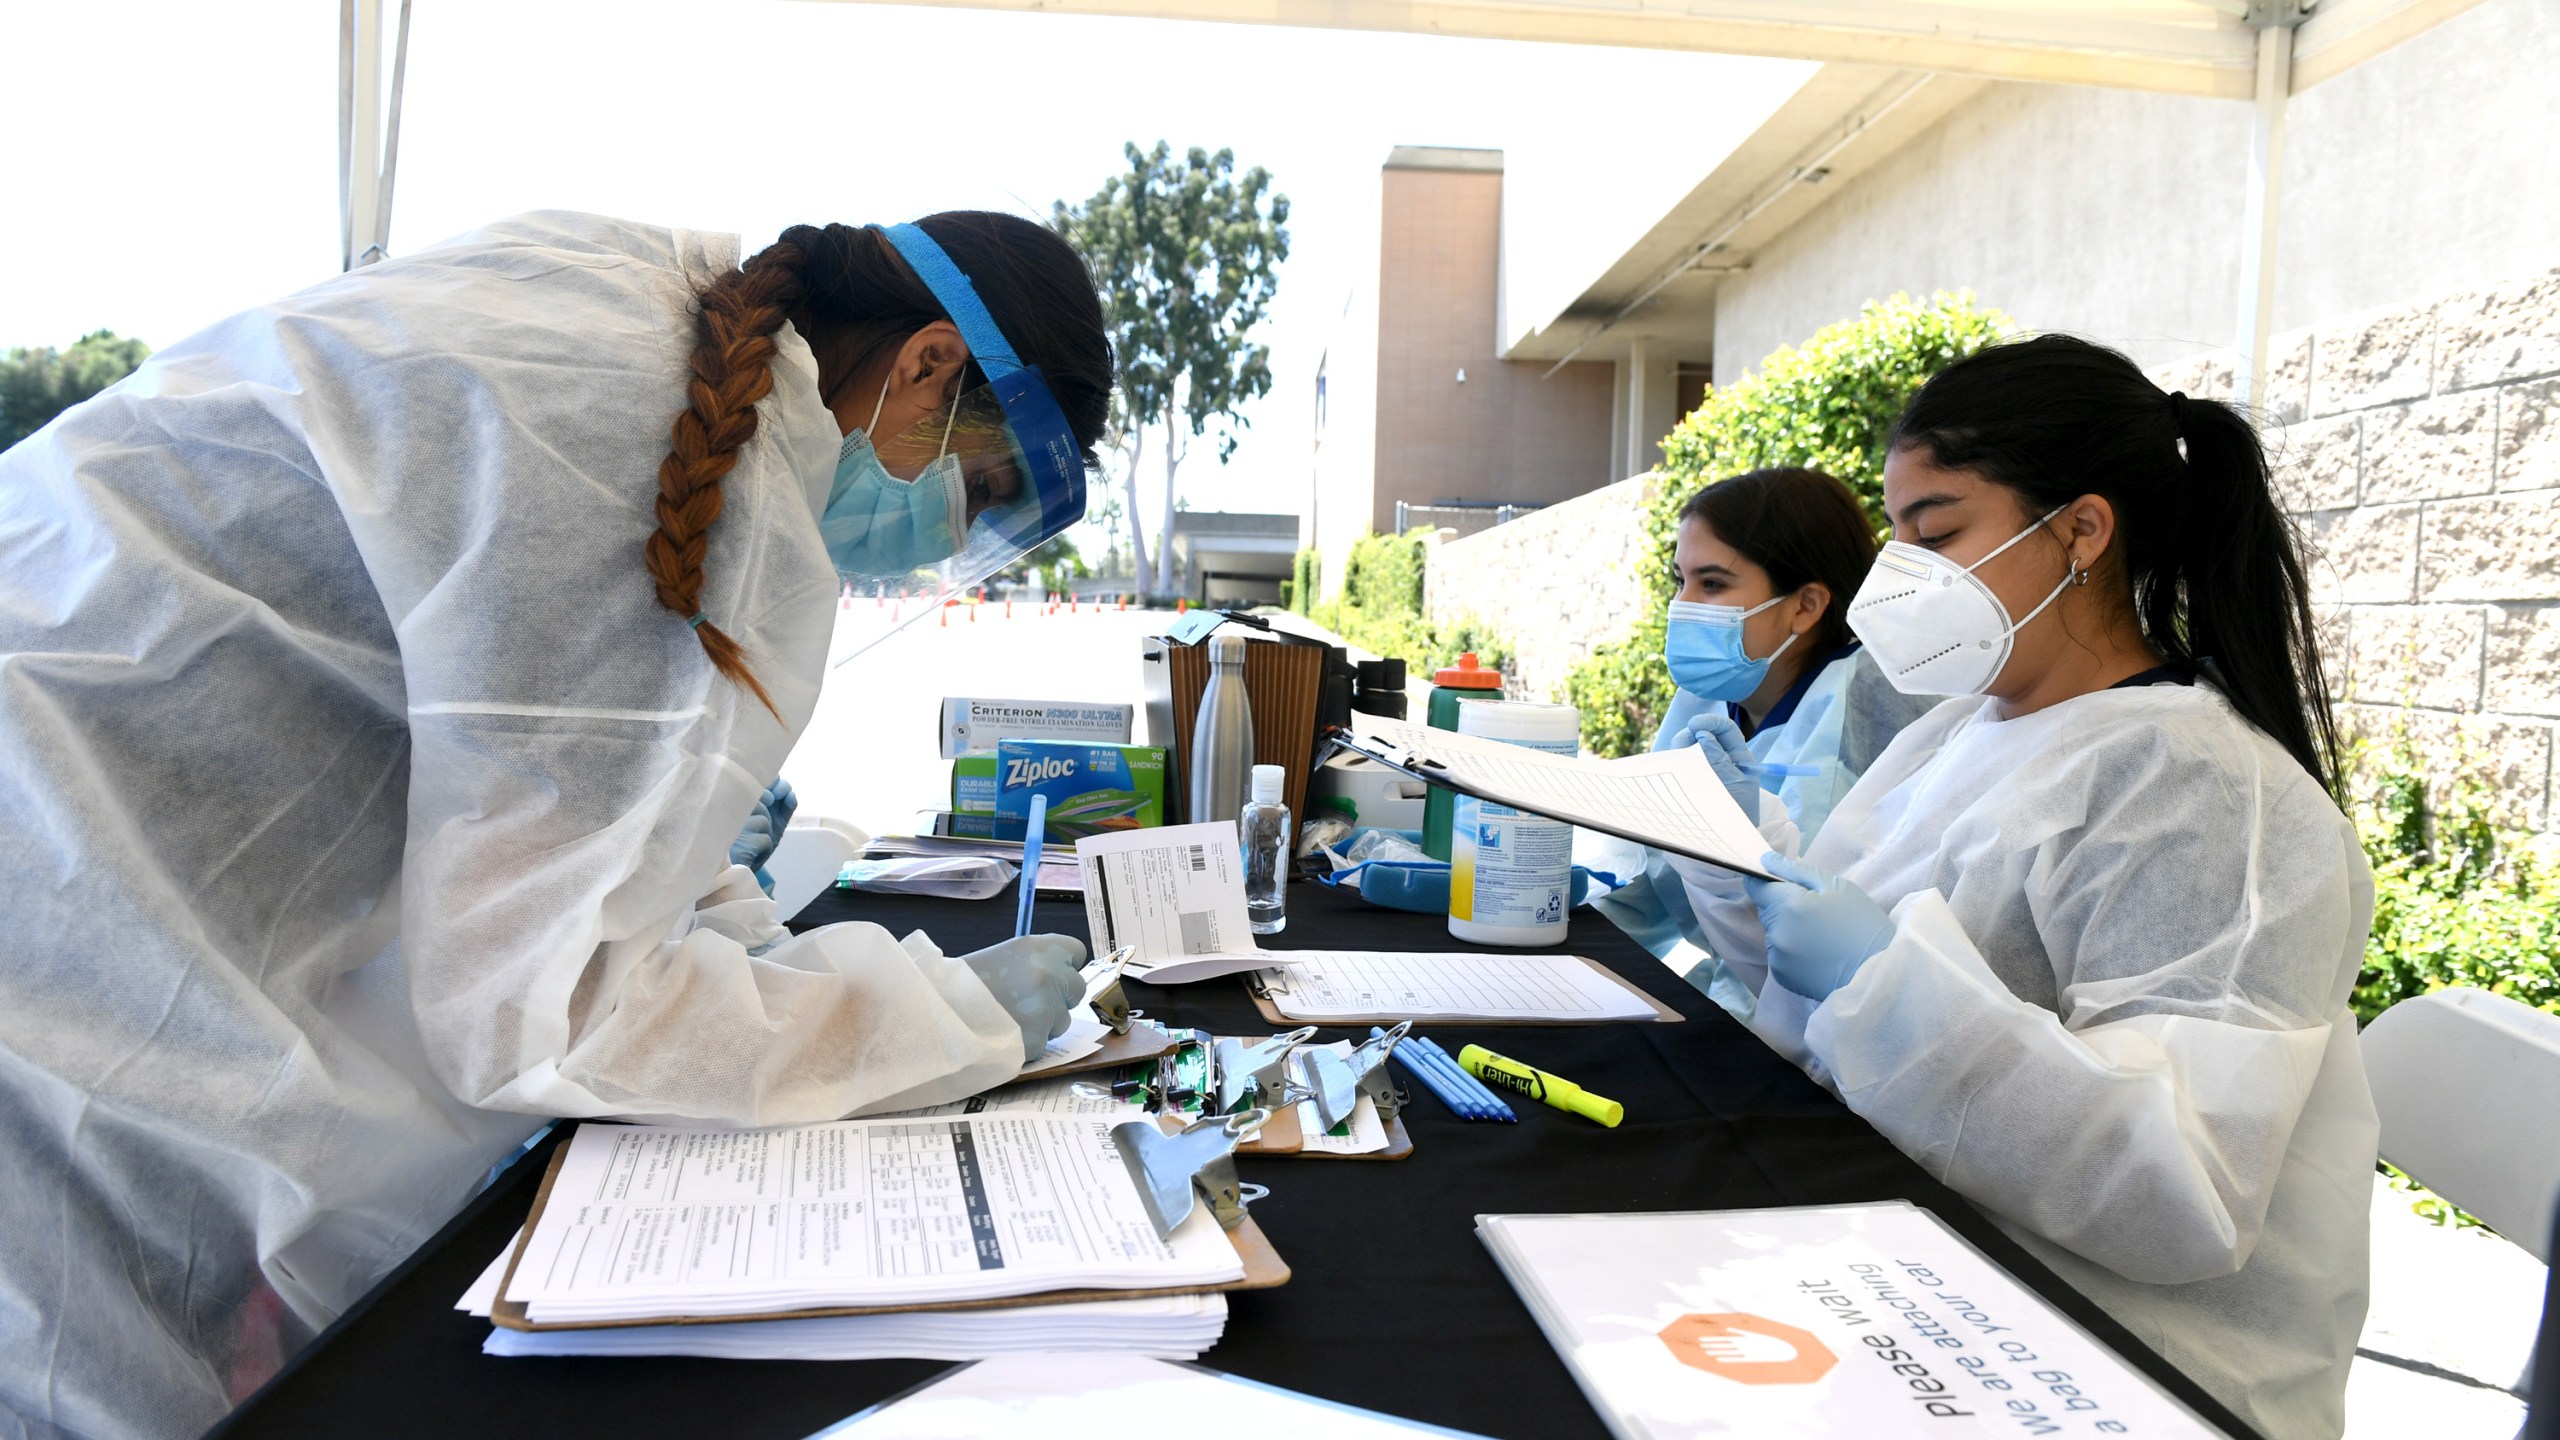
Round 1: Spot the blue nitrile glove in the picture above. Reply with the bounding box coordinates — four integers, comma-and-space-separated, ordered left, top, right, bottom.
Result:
729, 777, 798, 893
1741, 852, 1897, 1001
1672, 713, 1762, 820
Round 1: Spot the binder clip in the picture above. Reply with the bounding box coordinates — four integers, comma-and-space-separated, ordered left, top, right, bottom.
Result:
1301, 1020, 1411, 1131
1112, 1107, 1272, 1237
1082, 945, 1139, 1036
1213, 1028, 1316, 1114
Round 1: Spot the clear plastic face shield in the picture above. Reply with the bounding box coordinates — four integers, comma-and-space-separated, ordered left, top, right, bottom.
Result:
825, 223, 1088, 664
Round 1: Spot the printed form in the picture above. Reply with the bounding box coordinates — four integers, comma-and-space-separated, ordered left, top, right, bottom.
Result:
1258, 952, 1658, 1023
1360, 723, 1775, 879
1077, 822, 1296, 983
503, 1118, 1242, 1324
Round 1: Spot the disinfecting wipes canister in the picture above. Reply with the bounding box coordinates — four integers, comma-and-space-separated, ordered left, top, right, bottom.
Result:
1449, 700, 1580, 947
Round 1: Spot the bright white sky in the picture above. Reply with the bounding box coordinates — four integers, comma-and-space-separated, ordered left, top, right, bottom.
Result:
1, 0, 1808, 521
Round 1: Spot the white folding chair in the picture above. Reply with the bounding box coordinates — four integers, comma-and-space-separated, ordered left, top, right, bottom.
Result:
2361, 987, 2560, 1262
763, 816, 870, 924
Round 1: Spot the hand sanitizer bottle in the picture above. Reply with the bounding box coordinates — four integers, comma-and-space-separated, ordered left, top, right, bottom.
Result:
1239, 763, 1291, 935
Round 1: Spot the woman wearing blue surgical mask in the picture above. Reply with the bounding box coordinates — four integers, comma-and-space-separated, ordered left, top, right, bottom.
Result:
0, 210, 1110, 1440
1596, 468, 1935, 1014
1666, 336, 2374, 1440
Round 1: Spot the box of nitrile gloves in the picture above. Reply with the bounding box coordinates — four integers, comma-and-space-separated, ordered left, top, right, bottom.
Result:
994, 740, 1167, 843
939, 698, 1135, 759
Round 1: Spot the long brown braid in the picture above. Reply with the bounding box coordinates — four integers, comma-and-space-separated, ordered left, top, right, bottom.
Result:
647, 215, 1114, 720
644, 242, 808, 719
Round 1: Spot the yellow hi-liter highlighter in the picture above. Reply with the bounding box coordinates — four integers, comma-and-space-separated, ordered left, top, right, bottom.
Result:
1456, 1044, 1623, 1128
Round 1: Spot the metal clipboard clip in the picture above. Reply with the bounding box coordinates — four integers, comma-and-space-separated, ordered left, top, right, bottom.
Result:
1300, 1019, 1412, 1130
1213, 1027, 1317, 1114
1111, 1107, 1272, 1237
1082, 945, 1139, 1035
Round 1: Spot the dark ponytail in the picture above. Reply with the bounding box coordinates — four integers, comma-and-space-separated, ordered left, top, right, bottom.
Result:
1889, 334, 2339, 794
650, 212, 1111, 711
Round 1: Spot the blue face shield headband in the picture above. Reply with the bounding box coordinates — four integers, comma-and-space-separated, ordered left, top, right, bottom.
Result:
875, 222, 1087, 558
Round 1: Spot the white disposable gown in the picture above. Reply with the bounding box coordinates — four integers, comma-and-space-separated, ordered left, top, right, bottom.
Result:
1671, 682, 2377, 1440
0, 212, 1028, 1440
1596, 645, 1938, 1019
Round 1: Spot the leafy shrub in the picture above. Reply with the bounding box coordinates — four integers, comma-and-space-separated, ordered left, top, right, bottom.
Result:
1308, 529, 1512, 681
2348, 724, 2560, 1023
1562, 293, 2012, 756
1287, 547, 1321, 615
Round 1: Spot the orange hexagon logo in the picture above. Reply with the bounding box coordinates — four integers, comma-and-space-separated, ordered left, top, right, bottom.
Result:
1657, 1312, 1837, 1385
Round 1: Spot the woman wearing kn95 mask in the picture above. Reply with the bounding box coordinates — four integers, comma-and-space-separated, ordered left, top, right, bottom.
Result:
1666, 335, 2377, 1440
0, 210, 1107, 1440
1594, 468, 1936, 1017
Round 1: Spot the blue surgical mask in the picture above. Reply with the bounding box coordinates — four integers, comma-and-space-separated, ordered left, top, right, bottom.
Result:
818, 378, 969, 577
1665, 595, 1799, 701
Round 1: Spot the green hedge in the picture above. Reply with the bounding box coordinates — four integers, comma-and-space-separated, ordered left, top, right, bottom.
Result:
2349, 725, 2560, 1022
1308, 529, 1512, 682
1561, 293, 2013, 756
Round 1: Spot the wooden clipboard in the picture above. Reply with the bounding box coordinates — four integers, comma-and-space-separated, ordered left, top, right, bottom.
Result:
1020, 1021, 1177, 1080
489, 1128, 1290, 1332
1246, 955, 1683, 1026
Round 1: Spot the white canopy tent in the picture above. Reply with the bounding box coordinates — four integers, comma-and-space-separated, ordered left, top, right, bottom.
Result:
334, 0, 2489, 401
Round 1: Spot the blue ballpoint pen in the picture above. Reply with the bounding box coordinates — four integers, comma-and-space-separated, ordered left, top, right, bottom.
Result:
1013, 794, 1048, 938
1384, 1032, 1490, 1120
1400, 1033, 1515, 1122
1413, 1036, 1517, 1120
1410, 1037, 1514, 1119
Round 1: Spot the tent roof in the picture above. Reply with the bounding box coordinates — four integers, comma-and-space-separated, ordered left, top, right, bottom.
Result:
798, 0, 2486, 99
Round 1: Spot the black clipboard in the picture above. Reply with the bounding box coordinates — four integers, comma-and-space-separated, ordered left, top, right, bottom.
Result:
1322, 727, 1777, 881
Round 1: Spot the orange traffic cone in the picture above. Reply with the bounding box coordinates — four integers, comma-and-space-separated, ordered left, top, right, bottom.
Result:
1177, 597, 1188, 615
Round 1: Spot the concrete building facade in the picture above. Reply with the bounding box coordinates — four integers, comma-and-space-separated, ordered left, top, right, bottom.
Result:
1308, 146, 1617, 597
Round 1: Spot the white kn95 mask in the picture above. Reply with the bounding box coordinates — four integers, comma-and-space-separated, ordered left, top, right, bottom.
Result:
1847, 504, 2074, 696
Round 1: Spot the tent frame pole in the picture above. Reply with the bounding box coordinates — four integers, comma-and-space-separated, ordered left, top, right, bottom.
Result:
2232, 8, 2298, 410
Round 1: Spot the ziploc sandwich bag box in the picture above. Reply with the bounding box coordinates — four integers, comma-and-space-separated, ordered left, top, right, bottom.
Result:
995, 740, 1167, 842
948, 753, 999, 838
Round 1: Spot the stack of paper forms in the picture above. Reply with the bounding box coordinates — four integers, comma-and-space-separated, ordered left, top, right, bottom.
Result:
463, 1115, 1254, 1359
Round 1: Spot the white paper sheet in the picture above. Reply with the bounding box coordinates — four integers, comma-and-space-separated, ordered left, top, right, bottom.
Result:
484, 1293, 1228, 1361
461, 1229, 1226, 1361
1255, 952, 1657, 1022
1285, 1042, 1390, 1154
810, 1354, 1489, 1438
1477, 1203, 2227, 1439
1076, 822, 1294, 983
874, 1073, 1144, 1120
1016, 1014, 1109, 1076
1360, 722, 1775, 879
503, 1118, 1242, 1324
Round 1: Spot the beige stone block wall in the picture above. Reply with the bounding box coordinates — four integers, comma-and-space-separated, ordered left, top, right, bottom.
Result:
1421, 472, 1659, 703
2156, 265, 2560, 827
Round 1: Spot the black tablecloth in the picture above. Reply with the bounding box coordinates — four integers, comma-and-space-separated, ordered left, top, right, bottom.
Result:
214, 881, 2254, 1440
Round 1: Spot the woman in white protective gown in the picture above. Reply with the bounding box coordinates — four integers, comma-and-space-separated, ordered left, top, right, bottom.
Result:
0, 210, 1109, 1440
1672, 335, 2379, 1440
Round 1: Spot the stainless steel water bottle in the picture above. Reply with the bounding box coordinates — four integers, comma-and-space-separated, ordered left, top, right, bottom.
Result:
1189, 633, 1254, 826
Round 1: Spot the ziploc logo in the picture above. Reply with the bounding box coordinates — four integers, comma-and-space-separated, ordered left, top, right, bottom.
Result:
1005, 754, 1078, 787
